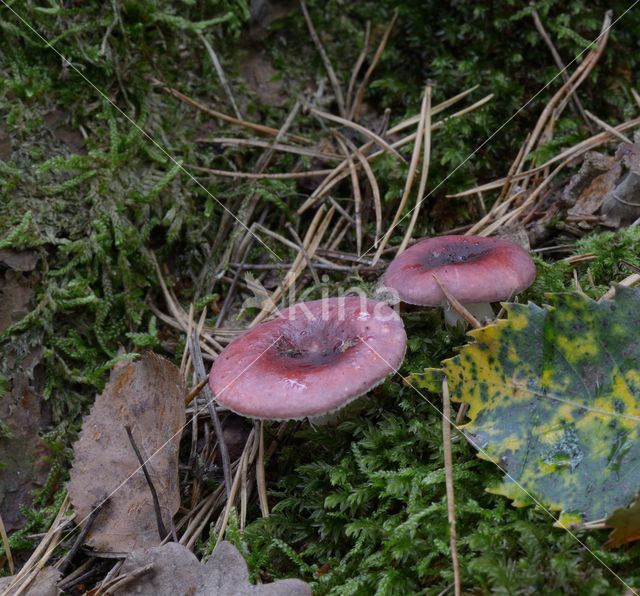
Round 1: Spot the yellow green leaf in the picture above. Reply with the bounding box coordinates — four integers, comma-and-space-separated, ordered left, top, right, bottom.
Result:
442, 287, 640, 529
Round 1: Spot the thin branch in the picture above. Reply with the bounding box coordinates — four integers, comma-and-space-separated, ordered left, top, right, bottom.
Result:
57, 503, 104, 574
125, 425, 168, 541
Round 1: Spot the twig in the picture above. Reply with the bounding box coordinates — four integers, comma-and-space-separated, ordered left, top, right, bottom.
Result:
125, 425, 168, 541
189, 332, 232, 500
300, 0, 346, 117
197, 31, 242, 120
98, 563, 154, 595
57, 503, 105, 575
530, 3, 591, 129
350, 11, 398, 121
442, 378, 461, 596
59, 562, 100, 592
184, 378, 208, 406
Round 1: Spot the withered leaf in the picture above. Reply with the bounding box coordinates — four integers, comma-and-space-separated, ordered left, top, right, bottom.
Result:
604, 492, 640, 548
68, 353, 185, 553
113, 541, 311, 595
0, 566, 60, 596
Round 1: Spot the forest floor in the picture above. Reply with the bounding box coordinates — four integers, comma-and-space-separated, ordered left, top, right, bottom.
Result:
2, 1, 640, 593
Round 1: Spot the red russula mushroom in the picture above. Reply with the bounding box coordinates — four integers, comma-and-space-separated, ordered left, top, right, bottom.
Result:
383, 235, 536, 324
209, 297, 407, 421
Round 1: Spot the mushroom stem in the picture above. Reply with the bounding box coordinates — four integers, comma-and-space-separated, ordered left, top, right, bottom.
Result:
443, 301, 494, 327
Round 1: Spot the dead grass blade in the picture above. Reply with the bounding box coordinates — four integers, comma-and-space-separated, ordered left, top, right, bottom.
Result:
530, 5, 591, 130
0, 512, 15, 574
337, 131, 383, 246
200, 137, 342, 160
297, 92, 494, 215
346, 21, 371, 114
399, 82, 432, 254
432, 274, 481, 329
6, 496, 70, 595
508, 10, 612, 176
442, 378, 462, 596
197, 31, 242, 120
300, 0, 346, 117
188, 164, 334, 179
584, 110, 633, 143
152, 78, 311, 145
350, 11, 398, 121
372, 84, 429, 263
308, 105, 405, 162
334, 133, 363, 255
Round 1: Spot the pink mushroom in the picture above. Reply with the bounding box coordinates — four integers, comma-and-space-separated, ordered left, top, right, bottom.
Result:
383, 235, 536, 324
208, 297, 407, 421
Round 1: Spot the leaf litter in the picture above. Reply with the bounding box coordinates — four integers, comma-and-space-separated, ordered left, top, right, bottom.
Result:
112, 541, 310, 595
67, 352, 185, 553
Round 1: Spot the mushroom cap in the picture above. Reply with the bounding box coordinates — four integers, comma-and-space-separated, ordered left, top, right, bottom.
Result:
383, 235, 536, 306
209, 297, 407, 420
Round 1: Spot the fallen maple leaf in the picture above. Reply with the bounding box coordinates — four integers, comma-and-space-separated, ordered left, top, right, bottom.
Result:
68, 352, 185, 553
113, 541, 311, 595
413, 287, 640, 531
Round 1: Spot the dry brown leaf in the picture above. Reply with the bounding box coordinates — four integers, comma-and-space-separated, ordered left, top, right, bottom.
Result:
67, 353, 185, 553
605, 492, 640, 548
113, 541, 311, 595
0, 566, 60, 596
565, 143, 640, 226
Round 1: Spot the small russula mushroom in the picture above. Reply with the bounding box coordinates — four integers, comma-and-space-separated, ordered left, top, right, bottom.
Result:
209, 297, 407, 421
382, 235, 536, 325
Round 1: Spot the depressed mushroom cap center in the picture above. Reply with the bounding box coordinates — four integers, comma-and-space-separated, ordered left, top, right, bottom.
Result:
274, 328, 360, 369
208, 297, 407, 420
406, 241, 493, 270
